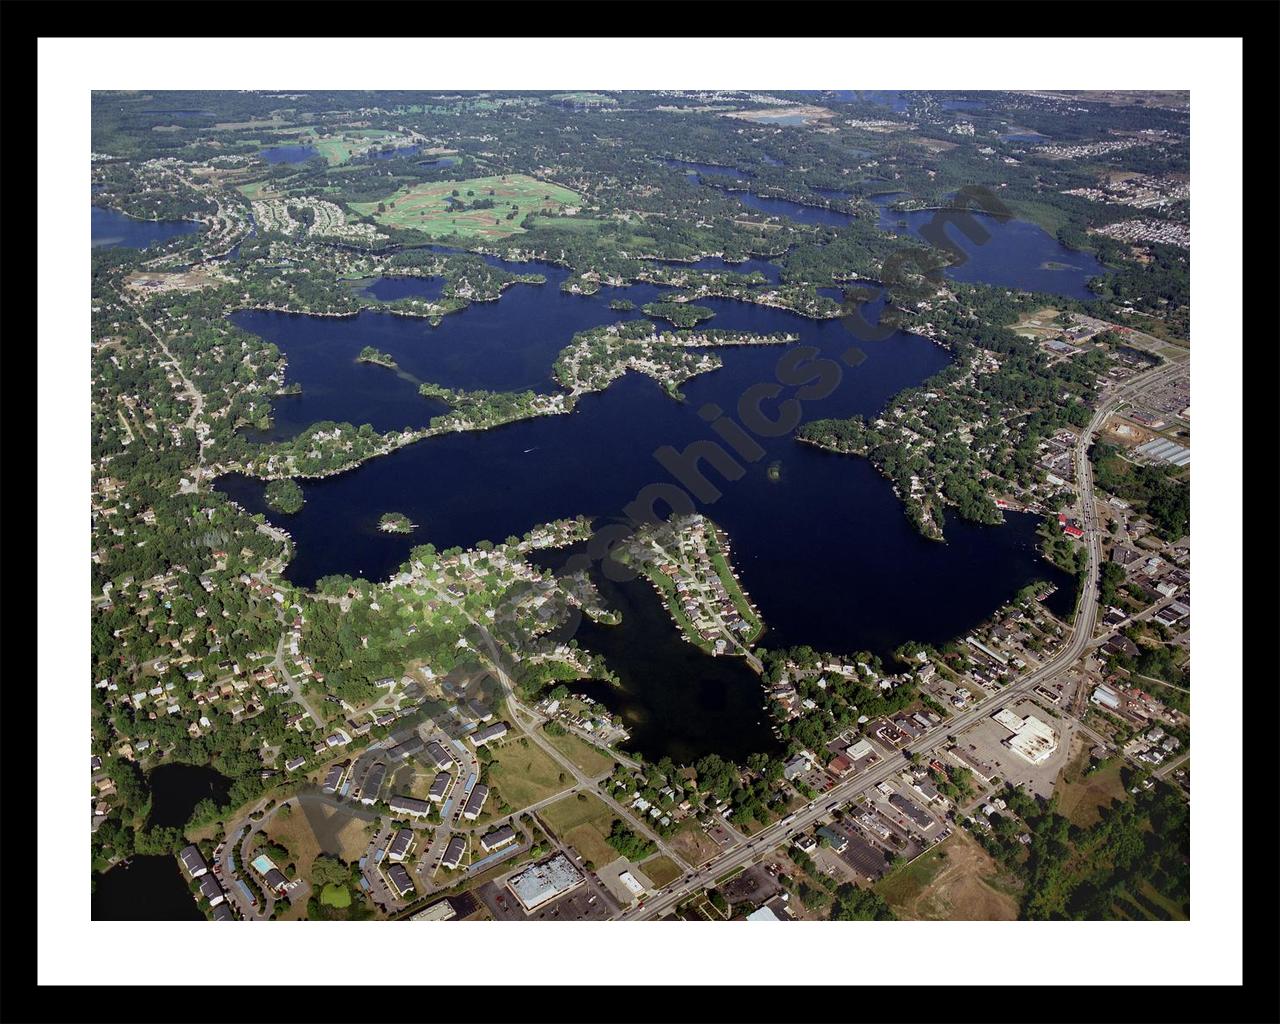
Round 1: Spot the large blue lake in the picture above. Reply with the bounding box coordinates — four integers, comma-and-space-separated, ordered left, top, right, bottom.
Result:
217, 248, 1076, 763
92, 206, 202, 250
261, 144, 319, 164
870, 193, 1108, 299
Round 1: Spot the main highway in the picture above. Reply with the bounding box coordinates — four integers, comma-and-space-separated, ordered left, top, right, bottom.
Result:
617, 358, 1185, 920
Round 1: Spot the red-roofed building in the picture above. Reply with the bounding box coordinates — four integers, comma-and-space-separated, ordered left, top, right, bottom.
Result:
827, 754, 853, 777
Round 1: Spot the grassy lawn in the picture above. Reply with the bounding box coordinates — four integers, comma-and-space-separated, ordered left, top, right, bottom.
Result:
640, 854, 681, 889
320, 883, 351, 909
542, 726, 616, 778
237, 180, 279, 200
540, 793, 617, 869
524, 215, 610, 233
486, 738, 573, 812
540, 792, 612, 834
264, 128, 397, 166
348, 174, 579, 240
1056, 758, 1128, 829
876, 844, 950, 907
263, 807, 320, 879
562, 824, 618, 871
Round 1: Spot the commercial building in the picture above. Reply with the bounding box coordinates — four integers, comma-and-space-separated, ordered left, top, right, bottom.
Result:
888, 792, 935, 831
816, 825, 849, 853
993, 708, 1059, 764
617, 871, 646, 898
1091, 685, 1122, 711
783, 753, 811, 781
505, 853, 585, 912
410, 899, 458, 922
948, 745, 998, 782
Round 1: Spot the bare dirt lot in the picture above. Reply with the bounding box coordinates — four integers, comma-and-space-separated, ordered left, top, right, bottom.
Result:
125, 268, 224, 295
668, 819, 722, 866
878, 830, 1020, 921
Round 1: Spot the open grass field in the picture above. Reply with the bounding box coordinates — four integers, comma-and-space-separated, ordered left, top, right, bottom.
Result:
542, 726, 616, 778
1055, 752, 1129, 829
876, 831, 1020, 921
540, 793, 617, 869
524, 215, 611, 233
237, 180, 280, 201
286, 794, 375, 865
311, 129, 395, 165
348, 174, 579, 240
320, 883, 352, 909
1012, 307, 1065, 340
486, 738, 573, 812
640, 854, 682, 889
668, 818, 721, 867
263, 807, 321, 877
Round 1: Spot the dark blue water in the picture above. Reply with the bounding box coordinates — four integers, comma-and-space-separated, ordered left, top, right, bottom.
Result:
870, 194, 1108, 299
360, 275, 446, 302
670, 162, 854, 228
858, 90, 912, 112
92, 206, 202, 249
93, 856, 204, 921
262, 144, 319, 164
534, 544, 783, 764
147, 762, 233, 828
231, 267, 663, 440
735, 192, 853, 227
219, 278, 1075, 661
418, 155, 461, 169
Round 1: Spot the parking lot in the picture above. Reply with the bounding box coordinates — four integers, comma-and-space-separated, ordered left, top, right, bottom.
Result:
475, 879, 613, 921
831, 825, 893, 882
719, 863, 783, 908
952, 697, 1074, 799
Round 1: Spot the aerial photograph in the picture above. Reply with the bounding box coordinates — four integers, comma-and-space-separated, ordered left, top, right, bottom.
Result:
88, 87, 1192, 926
